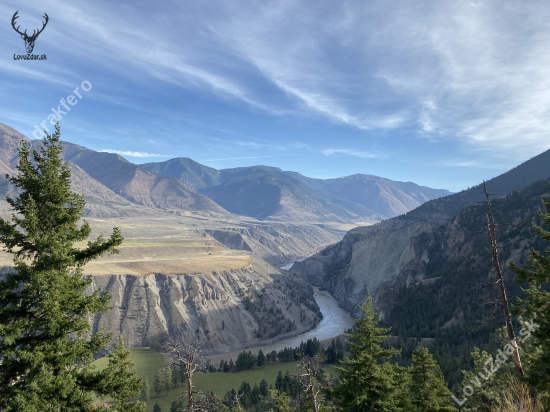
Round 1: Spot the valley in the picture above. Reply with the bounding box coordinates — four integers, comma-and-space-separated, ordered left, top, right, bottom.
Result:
1, 122, 549, 411
4, 4, 550, 410
0, 199, 343, 352
0, 123, 453, 356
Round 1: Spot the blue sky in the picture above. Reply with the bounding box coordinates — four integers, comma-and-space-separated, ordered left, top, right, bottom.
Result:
1, 0, 549, 192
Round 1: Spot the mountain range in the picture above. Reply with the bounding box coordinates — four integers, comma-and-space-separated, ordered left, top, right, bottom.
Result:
0, 123, 450, 222
142, 157, 451, 221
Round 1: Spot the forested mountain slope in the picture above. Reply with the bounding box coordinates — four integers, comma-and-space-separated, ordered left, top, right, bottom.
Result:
294, 175, 550, 385
401, 148, 550, 223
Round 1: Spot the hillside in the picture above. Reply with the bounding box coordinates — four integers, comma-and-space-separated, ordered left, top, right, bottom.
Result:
0, 124, 228, 214
142, 157, 221, 190
292, 147, 550, 384
89, 257, 322, 352
0, 201, 328, 352
287, 172, 451, 217
144, 160, 450, 222
61, 143, 227, 213
293, 147, 550, 313
401, 148, 550, 223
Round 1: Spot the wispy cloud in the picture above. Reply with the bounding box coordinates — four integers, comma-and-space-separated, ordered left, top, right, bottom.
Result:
322, 149, 387, 159
101, 149, 169, 158
436, 160, 506, 170
201, 155, 274, 162
235, 141, 285, 150
3, 0, 550, 170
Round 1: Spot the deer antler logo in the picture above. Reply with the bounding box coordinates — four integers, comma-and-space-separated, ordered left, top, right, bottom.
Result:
12, 11, 49, 54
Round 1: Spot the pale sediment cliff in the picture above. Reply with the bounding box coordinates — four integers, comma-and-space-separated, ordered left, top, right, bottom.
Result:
206, 223, 342, 266
89, 257, 322, 351
292, 222, 436, 318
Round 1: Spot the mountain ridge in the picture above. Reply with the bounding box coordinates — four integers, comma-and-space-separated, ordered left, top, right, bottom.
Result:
0, 123, 451, 223
143, 158, 452, 221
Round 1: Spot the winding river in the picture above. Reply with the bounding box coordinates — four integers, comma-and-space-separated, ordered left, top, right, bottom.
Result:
264, 287, 355, 351
209, 286, 355, 361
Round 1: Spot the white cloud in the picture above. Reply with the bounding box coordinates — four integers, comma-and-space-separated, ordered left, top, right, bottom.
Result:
235, 141, 285, 150
436, 160, 506, 169
4, 0, 550, 161
101, 149, 169, 158
201, 155, 273, 162
322, 148, 387, 159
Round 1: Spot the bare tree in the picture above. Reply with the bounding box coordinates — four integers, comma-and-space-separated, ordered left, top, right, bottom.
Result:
480, 182, 524, 376
166, 340, 223, 412
297, 354, 325, 412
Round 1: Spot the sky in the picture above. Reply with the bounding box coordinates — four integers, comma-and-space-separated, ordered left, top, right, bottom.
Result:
1, 0, 549, 192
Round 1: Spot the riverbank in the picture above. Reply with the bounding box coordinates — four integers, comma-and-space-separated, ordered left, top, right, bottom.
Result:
207, 287, 354, 363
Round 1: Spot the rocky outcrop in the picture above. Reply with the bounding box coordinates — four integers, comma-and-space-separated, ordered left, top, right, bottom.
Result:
206, 223, 342, 266
293, 178, 550, 320
89, 261, 322, 351
206, 230, 253, 253
293, 222, 436, 317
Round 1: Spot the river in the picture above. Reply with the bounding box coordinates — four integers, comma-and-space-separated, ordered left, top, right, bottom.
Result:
208, 286, 355, 362
279, 258, 305, 271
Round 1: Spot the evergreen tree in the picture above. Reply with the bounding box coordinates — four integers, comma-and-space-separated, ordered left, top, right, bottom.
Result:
333, 295, 408, 412
260, 379, 269, 397
409, 347, 457, 412
170, 398, 185, 412
510, 187, 550, 392
140, 379, 151, 401
171, 365, 180, 388
154, 369, 164, 397
99, 338, 146, 412
153, 403, 162, 412
251, 383, 260, 404
457, 347, 512, 412
0, 125, 135, 410
165, 365, 173, 391
276, 371, 284, 391
257, 350, 266, 367
233, 401, 246, 412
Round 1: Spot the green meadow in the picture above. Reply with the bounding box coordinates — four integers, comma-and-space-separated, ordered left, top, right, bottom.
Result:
94, 348, 338, 412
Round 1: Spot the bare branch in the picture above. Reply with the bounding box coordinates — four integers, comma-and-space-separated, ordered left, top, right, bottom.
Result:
481, 182, 524, 376
297, 354, 325, 412
166, 340, 210, 412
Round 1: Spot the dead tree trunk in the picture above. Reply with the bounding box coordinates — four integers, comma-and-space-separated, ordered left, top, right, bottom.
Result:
167, 340, 207, 412
298, 355, 323, 412
482, 182, 524, 376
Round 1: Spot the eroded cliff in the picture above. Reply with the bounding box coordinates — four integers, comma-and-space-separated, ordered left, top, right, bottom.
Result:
89, 257, 322, 351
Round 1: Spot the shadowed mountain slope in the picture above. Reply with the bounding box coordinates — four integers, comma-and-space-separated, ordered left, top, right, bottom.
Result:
294, 146, 550, 318
0, 124, 227, 214
61, 143, 227, 212
200, 166, 378, 222
286, 172, 451, 218
142, 157, 221, 190
144, 160, 451, 221
401, 148, 550, 223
